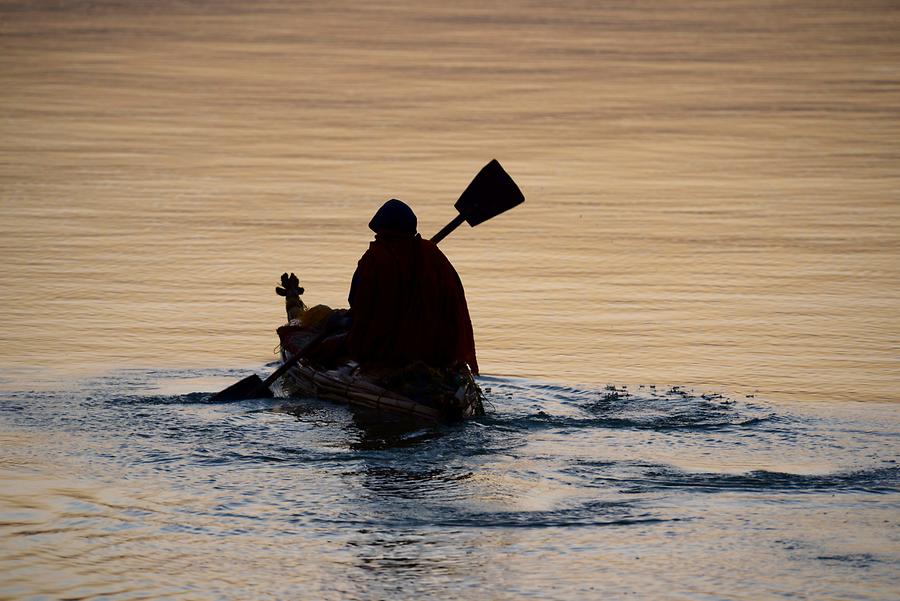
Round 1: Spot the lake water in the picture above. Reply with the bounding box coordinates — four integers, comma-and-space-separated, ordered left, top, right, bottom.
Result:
1, 1, 898, 599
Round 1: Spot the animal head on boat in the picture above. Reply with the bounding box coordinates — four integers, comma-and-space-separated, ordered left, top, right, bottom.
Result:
276, 272, 307, 322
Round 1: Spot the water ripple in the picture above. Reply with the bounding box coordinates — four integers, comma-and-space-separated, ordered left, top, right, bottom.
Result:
1, 369, 898, 600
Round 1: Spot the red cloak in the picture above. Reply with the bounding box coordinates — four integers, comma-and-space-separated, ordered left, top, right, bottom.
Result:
348, 234, 478, 374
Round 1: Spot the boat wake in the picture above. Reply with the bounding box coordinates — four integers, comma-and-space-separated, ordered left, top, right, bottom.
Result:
1, 367, 898, 600
479, 376, 776, 432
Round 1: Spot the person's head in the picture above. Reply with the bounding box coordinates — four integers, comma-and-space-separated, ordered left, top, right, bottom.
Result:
368, 198, 417, 236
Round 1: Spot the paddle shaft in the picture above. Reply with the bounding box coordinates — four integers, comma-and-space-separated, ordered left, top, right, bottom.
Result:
262, 328, 331, 389
430, 214, 466, 245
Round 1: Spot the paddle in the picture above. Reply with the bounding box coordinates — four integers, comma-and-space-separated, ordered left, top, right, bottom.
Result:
209, 327, 331, 402
431, 159, 524, 244
209, 159, 524, 402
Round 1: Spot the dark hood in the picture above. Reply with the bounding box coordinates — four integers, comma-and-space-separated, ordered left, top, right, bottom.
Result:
368, 198, 417, 236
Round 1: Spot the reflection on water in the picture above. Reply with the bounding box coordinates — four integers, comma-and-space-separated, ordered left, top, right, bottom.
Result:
0, 372, 898, 599
1, 1, 899, 599
0, 0, 898, 402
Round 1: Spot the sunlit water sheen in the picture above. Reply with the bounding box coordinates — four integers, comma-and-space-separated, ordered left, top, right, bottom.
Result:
2, 372, 899, 600
1, 1, 899, 599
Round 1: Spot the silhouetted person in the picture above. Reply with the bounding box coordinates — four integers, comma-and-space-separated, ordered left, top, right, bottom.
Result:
347, 199, 478, 374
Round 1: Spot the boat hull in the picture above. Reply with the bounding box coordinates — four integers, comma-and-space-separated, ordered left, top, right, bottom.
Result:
277, 325, 484, 421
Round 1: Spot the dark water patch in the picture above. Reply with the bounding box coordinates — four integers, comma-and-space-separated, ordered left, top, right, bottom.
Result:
404, 514, 673, 530
775, 538, 893, 571
349, 428, 444, 451
351, 465, 474, 499
207, 451, 293, 465
112, 391, 221, 406
490, 405, 776, 433
137, 451, 182, 465
815, 553, 882, 568
439, 501, 672, 531
314, 498, 672, 531
625, 465, 900, 495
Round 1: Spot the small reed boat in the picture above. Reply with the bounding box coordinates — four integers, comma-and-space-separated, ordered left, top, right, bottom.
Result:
209, 160, 522, 415
276, 314, 485, 422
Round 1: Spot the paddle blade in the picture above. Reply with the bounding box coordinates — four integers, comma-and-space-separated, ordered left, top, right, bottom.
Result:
208, 374, 274, 402
455, 159, 524, 227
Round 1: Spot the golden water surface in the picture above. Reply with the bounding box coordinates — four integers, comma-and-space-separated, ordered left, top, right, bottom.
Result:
2, 4, 900, 600
1, 0, 898, 402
